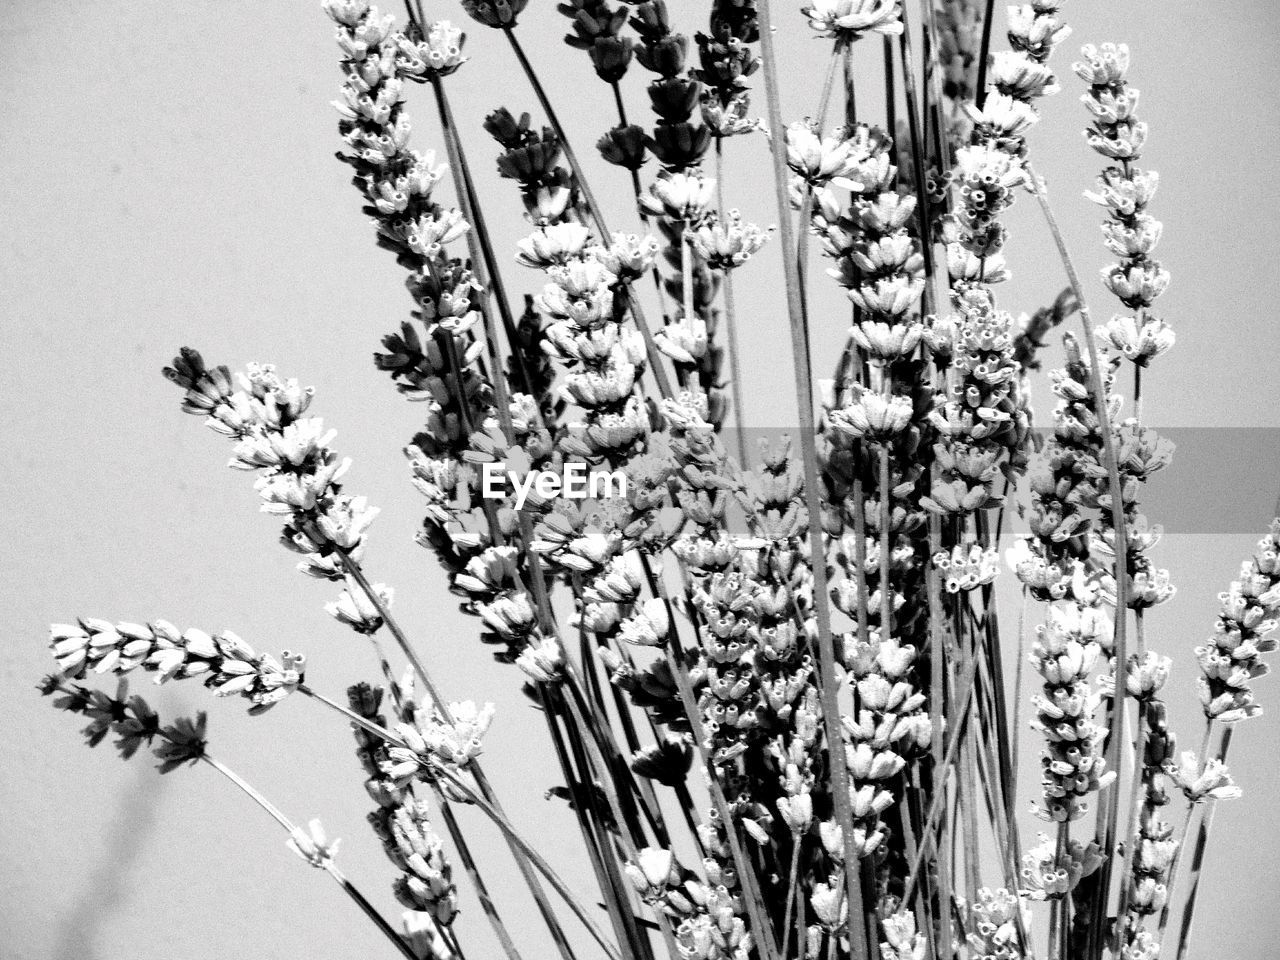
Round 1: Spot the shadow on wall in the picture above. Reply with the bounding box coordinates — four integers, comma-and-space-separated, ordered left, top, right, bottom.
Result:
53, 763, 165, 959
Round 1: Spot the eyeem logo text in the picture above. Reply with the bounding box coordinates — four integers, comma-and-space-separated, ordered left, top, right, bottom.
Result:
481, 462, 628, 510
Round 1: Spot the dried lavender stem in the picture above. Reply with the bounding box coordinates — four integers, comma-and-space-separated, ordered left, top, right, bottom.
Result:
1173, 726, 1234, 960
431, 764, 626, 960
757, 2, 870, 953
1113, 613, 1150, 948
201, 753, 417, 960
664, 640, 781, 960
974, 0, 996, 109
324, 862, 423, 960
297, 686, 599, 960
895, 3, 937, 315
780, 839, 803, 960
715, 138, 749, 467
1027, 164, 1131, 897
902, 646, 984, 903
437, 799, 526, 960
429, 74, 531, 401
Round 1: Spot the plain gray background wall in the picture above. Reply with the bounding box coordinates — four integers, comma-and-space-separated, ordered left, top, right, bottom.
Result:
4, 2, 1279, 958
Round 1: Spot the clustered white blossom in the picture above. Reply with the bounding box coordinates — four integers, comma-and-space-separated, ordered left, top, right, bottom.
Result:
1196, 521, 1280, 723
1078, 44, 1175, 367
1029, 601, 1115, 822
51, 618, 303, 710
346, 682, 460, 930
801, 0, 903, 42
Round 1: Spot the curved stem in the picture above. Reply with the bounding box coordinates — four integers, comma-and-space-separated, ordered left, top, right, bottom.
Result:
297, 685, 584, 960
431, 763, 626, 960
201, 754, 417, 960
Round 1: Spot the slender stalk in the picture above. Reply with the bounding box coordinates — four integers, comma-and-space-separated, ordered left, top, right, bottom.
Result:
1173, 726, 1234, 960
562, 692, 680, 960
680, 227, 696, 389
756, 3, 870, 954
896, 3, 937, 317
1028, 169, 1131, 939
902, 645, 985, 903
1010, 586, 1029, 814
925, 511, 952, 954
503, 28, 608, 238
1113, 614, 1150, 949
557, 688, 651, 960
780, 838, 803, 960
796, 48, 842, 315
200, 754, 417, 960
974, 0, 997, 110
298, 686, 597, 960
326, 862, 422, 960
433, 764, 626, 960
663, 636, 782, 960
365, 643, 524, 960
438, 799, 525, 960
714, 138, 750, 468
430, 75, 532, 400
334, 551, 450, 714
878, 447, 894, 643
1154, 799, 1197, 944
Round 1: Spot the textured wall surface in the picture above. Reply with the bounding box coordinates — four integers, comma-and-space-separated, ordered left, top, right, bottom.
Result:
4, 2, 1279, 958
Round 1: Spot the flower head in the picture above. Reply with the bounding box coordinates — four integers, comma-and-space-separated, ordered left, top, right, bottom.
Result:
396, 21, 467, 77
460, 0, 528, 28
685, 211, 771, 270
288, 818, 341, 868
802, 0, 903, 41
1164, 751, 1242, 803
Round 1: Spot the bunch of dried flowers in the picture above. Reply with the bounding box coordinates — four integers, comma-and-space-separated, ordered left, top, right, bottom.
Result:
40, 4, 1274, 960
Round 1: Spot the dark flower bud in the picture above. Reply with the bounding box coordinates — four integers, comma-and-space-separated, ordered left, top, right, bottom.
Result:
695, 36, 758, 89
647, 77, 702, 122
498, 138, 563, 184
630, 739, 693, 787
461, 0, 530, 29
637, 32, 688, 77
597, 123, 649, 170
562, 2, 628, 47
590, 36, 634, 82
483, 107, 532, 148
628, 1, 672, 44
648, 121, 711, 168
710, 1, 759, 44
